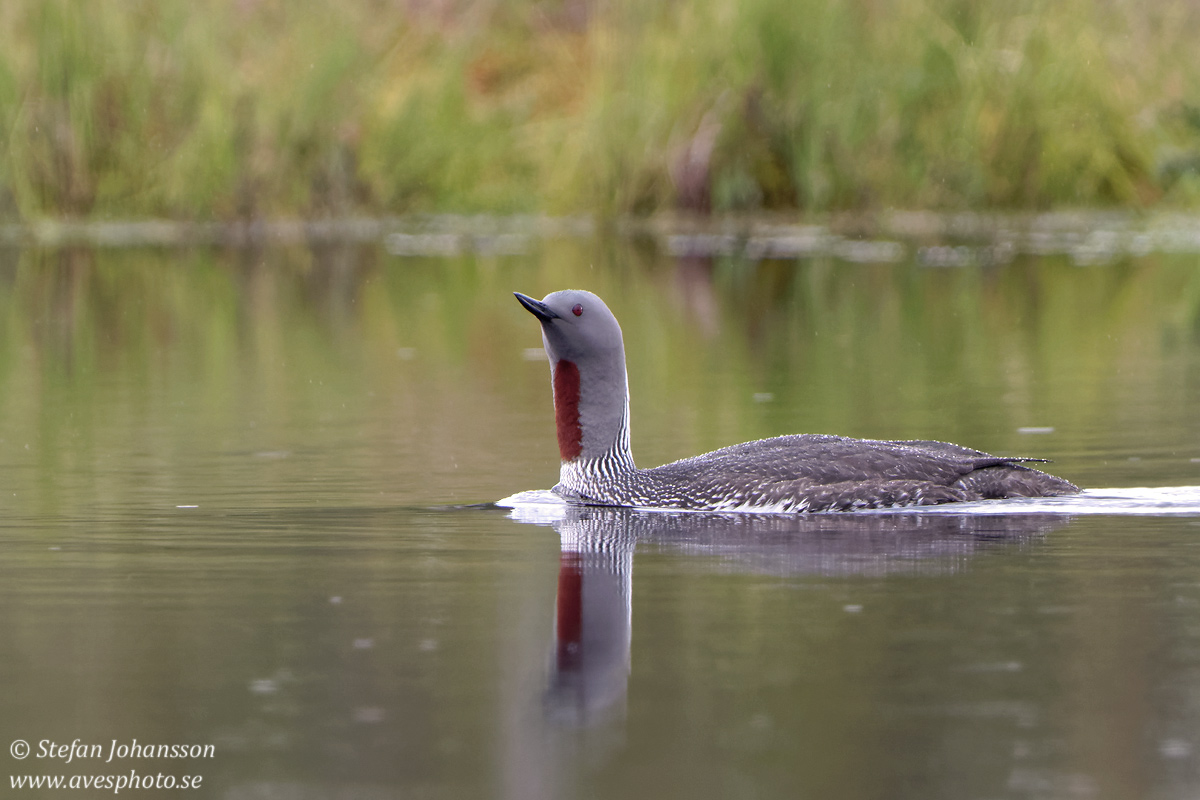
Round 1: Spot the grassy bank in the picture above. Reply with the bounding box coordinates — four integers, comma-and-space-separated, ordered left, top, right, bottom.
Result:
2, 0, 1200, 221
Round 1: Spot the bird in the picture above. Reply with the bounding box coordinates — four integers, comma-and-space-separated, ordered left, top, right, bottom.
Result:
514, 289, 1080, 512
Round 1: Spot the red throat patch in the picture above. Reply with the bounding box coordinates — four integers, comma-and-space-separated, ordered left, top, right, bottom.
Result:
553, 359, 583, 461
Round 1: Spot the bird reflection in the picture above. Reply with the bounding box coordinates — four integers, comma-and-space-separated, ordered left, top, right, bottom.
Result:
544, 518, 637, 726
517, 504, 1071, 726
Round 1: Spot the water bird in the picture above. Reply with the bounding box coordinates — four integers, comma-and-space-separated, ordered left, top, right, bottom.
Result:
514, 290, 1080, 512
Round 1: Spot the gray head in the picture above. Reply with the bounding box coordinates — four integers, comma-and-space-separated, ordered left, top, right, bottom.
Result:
514, 290, 631, 464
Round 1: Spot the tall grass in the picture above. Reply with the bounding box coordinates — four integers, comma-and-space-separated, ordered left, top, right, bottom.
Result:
1, 0, 1199, 220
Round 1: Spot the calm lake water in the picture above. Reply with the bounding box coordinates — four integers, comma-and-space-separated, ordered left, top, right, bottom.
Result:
3, 224, 1200, 799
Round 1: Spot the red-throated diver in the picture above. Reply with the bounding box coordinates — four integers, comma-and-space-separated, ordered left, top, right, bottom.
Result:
515, 289, 1080, 512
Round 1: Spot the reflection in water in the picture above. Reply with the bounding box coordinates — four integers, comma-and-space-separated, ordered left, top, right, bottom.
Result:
525, 505, 1071, 726
4, 238, 1200, 799
546, 521, 636, 726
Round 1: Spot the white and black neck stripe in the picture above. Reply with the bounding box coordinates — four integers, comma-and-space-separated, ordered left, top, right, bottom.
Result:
557, 386, 637, 502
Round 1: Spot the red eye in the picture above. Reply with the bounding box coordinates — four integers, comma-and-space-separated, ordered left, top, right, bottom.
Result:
571, 304, 583, 316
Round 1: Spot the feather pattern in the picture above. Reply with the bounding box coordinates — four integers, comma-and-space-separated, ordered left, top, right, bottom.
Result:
517, 289, 1080, 512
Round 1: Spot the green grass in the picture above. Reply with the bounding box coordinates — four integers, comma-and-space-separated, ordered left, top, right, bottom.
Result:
2, 0, 1200, 220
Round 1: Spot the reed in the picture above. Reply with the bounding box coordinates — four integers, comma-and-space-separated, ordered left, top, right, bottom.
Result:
1, 0, 1198, 220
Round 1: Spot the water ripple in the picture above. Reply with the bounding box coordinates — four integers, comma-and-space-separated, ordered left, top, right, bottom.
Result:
498, 486, 1200, 521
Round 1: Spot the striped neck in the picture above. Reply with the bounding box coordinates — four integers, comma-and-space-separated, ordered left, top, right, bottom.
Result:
558, 386, 636, 496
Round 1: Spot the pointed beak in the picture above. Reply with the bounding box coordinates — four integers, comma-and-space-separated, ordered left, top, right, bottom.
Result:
514, 292, 560, 323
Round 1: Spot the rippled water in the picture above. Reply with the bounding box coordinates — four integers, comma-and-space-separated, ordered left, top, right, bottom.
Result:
502, 486, 1200, 516
2, 233, 1200, 798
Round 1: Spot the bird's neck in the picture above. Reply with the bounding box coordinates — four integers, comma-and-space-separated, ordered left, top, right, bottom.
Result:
553, 360, 585, 461
552, 358, 635, 477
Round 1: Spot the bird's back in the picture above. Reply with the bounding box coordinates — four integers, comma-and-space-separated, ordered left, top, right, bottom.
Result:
633, 434, 1079, 512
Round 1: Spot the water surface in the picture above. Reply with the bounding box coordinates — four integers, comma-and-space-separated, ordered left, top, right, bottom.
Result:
2, 234, 1200, 798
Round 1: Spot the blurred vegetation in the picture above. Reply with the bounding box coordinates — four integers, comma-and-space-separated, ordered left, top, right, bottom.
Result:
2, 0, 1200, 220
